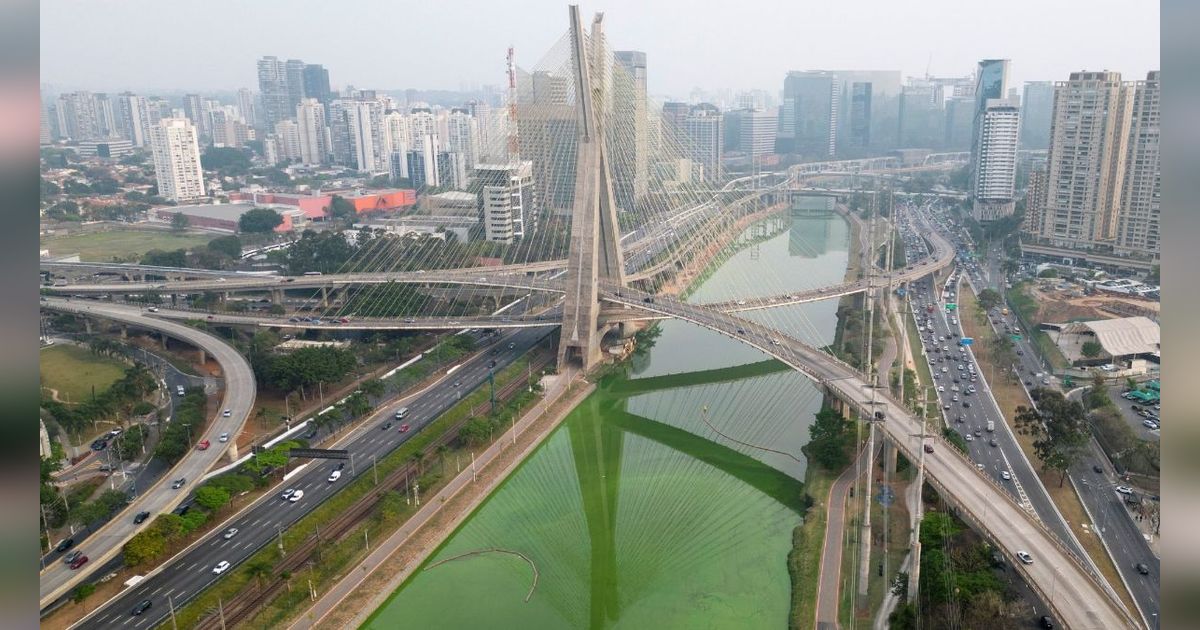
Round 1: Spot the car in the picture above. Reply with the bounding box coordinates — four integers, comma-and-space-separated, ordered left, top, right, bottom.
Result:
216, 277, 226, 282
63, 550, 82, 565
55, 537, 75, 553
335, 462, 345, 471
69, 554, 89, 570
508, 342, 516, 349
1093, 464, 1104, 474
1001, 471, 1011, 480
937, 385, 945, 392
1025, 380, 1033, 387
965, 435, 974, 442
280, 488, 296, 500
942, 367, 949, 373
172, 477, 186, 489
382, 420, 393, 430
1143, 419, 1159, 430
962, 401, 970, 408
736, 328, 746, 335
147, 306, 159, 313
1116, 485, 1134, 495
1016, 550, 1033, 565
923, 444, 934, 453
989, 439, 998, 447
289, 490, 304, 502
134, 510, 151, 524
197, 439, 210, 450
1131, 405, 1142, 412
223, 527, 238, 540
952, 395, 959, 402
328, 470, 342, 482
131, 599, 153, 616
943, 404, 951, 410
1040, 615, 1055, 629
219, 432, 230, 442
212, 560, 231, 574
222, 409, 232, 417
399, 423, 410, 433
90, 439, 107, 451
1135, 562, 1150, 575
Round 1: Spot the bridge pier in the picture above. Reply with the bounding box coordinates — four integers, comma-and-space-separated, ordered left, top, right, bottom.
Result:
119, 324, 128, 339
270, 288, 284, 305
320, 286, 329, 308
83, 319, 93, 334
197, 348, 206, 366
225, 442, 239, 462
160, 331, 168, 349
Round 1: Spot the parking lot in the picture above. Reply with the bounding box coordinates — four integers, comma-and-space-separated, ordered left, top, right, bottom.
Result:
1107, 382, 1161, 441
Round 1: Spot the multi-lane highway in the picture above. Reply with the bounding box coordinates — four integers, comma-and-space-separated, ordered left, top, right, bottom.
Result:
39, 299, 256, 609
949, 223, 1161, 629
71, 325, 553, 629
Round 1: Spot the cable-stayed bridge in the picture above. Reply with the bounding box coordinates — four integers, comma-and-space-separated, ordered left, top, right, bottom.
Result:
39, 6, 1137, 628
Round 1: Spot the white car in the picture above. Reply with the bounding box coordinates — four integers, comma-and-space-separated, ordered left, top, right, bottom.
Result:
328, 470, 341, 483
212, 560, 231, 574
219, 432, 229, 442
938, 385, 945, 392
223, 527, 238, 540
1142, 419, 1159, 430
1115, 485, 1134, 495
222, 409, 232, 417
1016, 550, 1033, 565
289, 489, 304, 502
1001, 471, 1011, 481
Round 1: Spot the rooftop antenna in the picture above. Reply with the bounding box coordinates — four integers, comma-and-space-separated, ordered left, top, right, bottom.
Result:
506, 46, 520, 162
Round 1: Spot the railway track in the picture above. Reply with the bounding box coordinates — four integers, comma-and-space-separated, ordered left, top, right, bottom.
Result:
195, 352, 552, 628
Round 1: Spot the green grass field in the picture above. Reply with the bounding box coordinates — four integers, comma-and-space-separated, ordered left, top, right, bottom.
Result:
41, 229, 214, 261
40, 344, 127, 404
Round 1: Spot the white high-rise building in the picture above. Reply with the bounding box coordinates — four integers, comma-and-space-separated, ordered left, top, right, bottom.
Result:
237, 88, 257, 126
295, 98, 327, 165
149, 118, 205, 201
116, 92, 148, 146
446, 110, 479, 173
970, 98, 1021, 221
476, 160, 535, 243
407, 134, 441, 187
273, 120, 302, 162
346, 101, 380, 173
382, 110, 410, 182
407, 108, 437, 149
1037, 71, 1134, 248
1116, 71, 1161, 258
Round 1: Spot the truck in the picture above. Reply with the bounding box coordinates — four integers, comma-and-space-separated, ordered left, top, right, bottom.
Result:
986, 420, 995, 432
1001, 307, 1009, 316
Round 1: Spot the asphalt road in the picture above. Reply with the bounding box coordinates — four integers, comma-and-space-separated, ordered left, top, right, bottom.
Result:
41, 341, 202, 570
937, 212, 1159, 628
40, 299, 257, 609
72, 325, 553, 630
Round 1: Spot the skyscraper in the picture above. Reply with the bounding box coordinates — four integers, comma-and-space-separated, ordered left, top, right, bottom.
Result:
273, 120, 302, 162
682, 104, 724, 182
1115, 71, 1160, 258
971, 98, 1021, 221
236, 88, 257, 127
612, 50, 649, 212
898, 84, 943, 148
345, 101, 381, 173
116, 92, 148, 147
257, 56, 291, 129
149, 118, 205, 201
285, 59, 307, 113
779, 71, 839, 156
55, 91, 100, 141
725, 108, 777, 156
302, 64, 332, 109
476, 160, 535, 243
1022, 167, 1048, 237
446, 109, 480, 172
1020, 81, 1055, 149
295, 98, 327, 165
969, 60, 1010, 186
183, 94, 208, 140
407, 134, 441, 188
1037, 71, 1134, 248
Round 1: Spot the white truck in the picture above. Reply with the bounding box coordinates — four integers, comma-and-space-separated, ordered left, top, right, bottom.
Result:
986, 420, 995, 432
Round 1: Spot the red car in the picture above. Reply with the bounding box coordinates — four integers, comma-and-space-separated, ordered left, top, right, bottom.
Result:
69, 555, 89, 570
197, 439, 211, 451
398, 424, 410, 433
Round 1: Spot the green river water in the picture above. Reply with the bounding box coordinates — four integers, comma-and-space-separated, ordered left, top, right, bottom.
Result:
363, 210, 849, 629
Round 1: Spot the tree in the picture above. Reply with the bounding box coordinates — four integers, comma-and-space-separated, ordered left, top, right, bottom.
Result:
329, 195, 357, 225
201, 147, 252, 175
1013, 390, 1090, 486
1038, 268, 1058, 278
807, 407, 853, 470
72, 583, 96, 603
1126, 377, 1138, 391
1081, 341, 1103, 358
170, 212, 190, 231
194, 485, 231, 511
238, 207, 284, 233
207, 235, 243, 259
976, 288, 1003, 311
124, 529, 166, 566
244, 559, 273, 588
360, 378, 386, 398
142, 248, 188, 268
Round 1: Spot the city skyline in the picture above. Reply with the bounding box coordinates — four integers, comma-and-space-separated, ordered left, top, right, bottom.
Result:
41, 0, 1159, 98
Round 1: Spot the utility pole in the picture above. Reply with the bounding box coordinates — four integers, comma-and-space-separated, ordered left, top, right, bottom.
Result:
218, 597, 227, 630
372, 454, 378, 486
908, 385, 929, 602
858, 204, 878, 601
168, 595, 179, 630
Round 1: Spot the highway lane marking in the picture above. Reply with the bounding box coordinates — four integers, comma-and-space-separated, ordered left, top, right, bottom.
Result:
185, 561, 198, 571
151, 586, 162, 595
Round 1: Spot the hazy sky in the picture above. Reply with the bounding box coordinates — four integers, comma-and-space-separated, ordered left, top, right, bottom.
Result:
41, 0, 1159, 97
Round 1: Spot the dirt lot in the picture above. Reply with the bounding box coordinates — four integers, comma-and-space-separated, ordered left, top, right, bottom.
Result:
1027, 284, 1159, 323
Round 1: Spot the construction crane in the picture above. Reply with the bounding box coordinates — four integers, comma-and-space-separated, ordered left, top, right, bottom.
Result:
507, 46, 520, 161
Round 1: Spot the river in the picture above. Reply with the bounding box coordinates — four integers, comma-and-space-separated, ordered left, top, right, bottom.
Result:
363, 209, 850, 629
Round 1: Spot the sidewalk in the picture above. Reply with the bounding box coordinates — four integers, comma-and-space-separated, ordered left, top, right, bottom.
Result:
288, 371, 594, 630
814, 441, 879, 629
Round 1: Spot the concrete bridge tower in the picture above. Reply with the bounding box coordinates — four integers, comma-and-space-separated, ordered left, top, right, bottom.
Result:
557, 5, 628, 371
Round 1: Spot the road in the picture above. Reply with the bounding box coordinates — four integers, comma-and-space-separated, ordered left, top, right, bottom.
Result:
815, 441, 879, 629
71, 325, 553, 630
42, 339, 203, 569
39, 299, 256, 610
936, 209, 1159, 628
